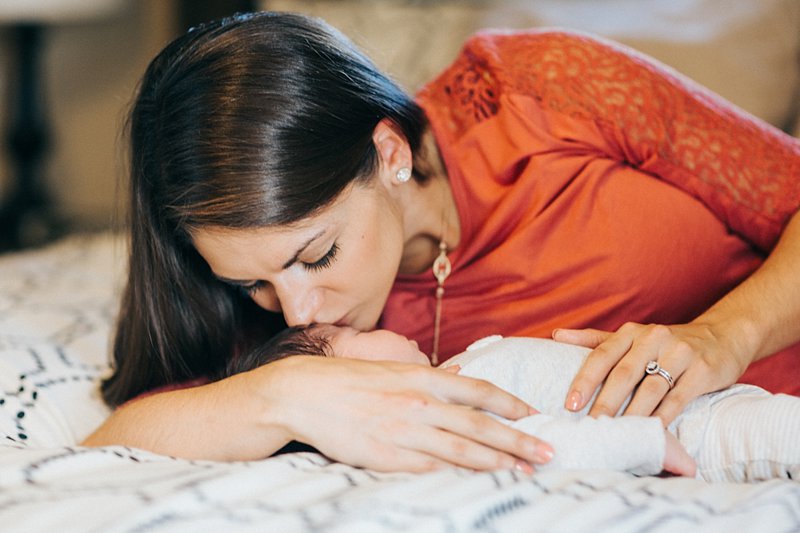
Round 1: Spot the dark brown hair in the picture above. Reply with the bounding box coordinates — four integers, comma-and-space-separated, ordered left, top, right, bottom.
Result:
102, 11, 426, 407
218, 325, 331, 379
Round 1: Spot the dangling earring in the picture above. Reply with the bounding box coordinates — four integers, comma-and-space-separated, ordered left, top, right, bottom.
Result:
396, 167, 412, 183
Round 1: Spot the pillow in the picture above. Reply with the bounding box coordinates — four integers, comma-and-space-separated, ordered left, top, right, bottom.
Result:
264, 0, 800, 129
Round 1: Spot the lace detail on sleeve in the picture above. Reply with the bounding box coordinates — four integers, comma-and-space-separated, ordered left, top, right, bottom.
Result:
423, 30, 800, 251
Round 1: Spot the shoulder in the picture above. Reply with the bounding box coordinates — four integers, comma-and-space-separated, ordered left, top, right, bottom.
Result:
431, 27, 650, 87
460, 27, 674, 101
416, 27, 664, 137
459, 27, 623, 58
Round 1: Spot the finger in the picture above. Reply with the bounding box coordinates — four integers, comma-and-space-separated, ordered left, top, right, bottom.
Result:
408, 404, 551, 468
624, 337, 694, 417
653, 371, 706, 426
436, 371, 537, 420
439, 364, 461, 374
624, 357, 688, 416
552, 328, 612, 348
587, 325, 681, 418
365, 447, 452, 474
567, 331, 635, 412
622, 372, 670, 416
398, 424, 535, 473
588, 349, 663, 418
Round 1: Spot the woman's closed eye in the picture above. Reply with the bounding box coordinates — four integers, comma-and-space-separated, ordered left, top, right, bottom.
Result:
228, 241, 339, 297
303, 241, 339, 272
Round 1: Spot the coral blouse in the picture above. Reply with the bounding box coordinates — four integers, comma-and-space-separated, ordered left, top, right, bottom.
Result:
379, 30, 800, 394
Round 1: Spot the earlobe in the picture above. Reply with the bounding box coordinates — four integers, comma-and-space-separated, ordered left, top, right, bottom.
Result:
372, 119, 413, 187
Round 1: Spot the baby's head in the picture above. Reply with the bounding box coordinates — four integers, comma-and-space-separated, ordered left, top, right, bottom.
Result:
317, 324, 430, 365
222, 324, 430, 378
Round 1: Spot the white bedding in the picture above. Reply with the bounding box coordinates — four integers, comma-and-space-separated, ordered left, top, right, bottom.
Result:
1, 234, 799, 532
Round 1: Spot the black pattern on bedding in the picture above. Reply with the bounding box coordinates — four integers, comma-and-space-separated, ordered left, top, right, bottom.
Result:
0, 234, 798, 532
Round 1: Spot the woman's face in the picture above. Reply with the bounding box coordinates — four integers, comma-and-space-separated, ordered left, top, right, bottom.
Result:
319, 325, 430, 366
192, 182, 404, 330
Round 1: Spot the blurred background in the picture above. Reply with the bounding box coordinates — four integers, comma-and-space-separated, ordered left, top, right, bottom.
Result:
0, 0, 798, 251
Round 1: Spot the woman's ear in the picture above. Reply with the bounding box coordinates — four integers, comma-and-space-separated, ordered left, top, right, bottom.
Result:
372, 118, 413, 189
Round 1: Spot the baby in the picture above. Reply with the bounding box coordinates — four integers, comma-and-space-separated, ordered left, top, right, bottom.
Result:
223, 325, 800, 482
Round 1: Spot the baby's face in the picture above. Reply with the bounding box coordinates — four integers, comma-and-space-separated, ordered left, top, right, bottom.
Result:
316, 325, 431, 366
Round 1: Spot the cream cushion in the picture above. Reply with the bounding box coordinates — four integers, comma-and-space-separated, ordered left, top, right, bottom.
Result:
265, 0, 800, 130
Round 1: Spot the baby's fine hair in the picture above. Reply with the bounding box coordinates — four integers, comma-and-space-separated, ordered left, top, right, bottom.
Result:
220, 325, 332, 379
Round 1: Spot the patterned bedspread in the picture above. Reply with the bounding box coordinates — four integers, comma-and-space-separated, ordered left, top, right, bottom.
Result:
1, 234, 798, 532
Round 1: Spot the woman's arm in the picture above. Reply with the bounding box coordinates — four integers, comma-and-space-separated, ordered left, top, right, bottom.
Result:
83, 355, 553, 472
558, 208, 800, 425
82, 366, 291, 461
474, 30, 800, 423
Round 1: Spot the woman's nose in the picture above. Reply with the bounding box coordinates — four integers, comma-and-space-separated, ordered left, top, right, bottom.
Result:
277, 282, 323, 327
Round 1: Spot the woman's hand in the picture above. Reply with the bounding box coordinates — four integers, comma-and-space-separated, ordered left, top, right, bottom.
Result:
555, 211, 800, 427
553, 322, 752, 426
84, 356, 553, 471
266, 356, 554, 473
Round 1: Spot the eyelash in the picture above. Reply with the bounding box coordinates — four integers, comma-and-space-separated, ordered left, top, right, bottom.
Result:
303, 241, 339, 272
240, 281, 264, 297
237, 241, 340, 296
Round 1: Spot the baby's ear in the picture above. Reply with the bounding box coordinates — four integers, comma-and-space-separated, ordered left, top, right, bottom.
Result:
440, 364, 461, 374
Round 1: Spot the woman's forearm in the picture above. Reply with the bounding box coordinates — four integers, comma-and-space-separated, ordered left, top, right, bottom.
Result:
81, 355, 552, 472
695, 209, 800, 366
81, 367, 292, 461
560, 209, 800, 425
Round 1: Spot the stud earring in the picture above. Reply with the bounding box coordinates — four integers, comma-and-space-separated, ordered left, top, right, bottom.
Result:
396, 167, 412, 183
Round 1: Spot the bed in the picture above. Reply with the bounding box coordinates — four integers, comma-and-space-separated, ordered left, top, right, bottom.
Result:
1, 233, 799, 532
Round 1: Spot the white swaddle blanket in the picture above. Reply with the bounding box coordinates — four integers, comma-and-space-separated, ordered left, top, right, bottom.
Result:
442, 336, 800, 482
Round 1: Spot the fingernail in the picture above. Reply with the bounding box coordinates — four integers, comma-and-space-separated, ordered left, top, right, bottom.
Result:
528, 405, 539, 415
514, 460, 534, 476
535, 444, 555, 464
566, 390, 582, 411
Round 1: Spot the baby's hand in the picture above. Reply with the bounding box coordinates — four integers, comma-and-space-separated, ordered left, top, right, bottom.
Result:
662, 430, 696, 477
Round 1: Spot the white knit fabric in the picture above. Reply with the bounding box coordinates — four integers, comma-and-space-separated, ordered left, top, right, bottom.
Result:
443, 336, 800, 482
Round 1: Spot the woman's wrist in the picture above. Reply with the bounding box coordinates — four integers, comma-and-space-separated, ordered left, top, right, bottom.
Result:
690, 308, 761, 371
228, 357, 301, 446
698, 210, 800, 366
253, 356, 354, 449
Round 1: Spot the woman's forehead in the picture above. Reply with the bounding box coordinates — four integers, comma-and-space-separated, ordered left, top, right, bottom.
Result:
192, 224, 320, 251
194, 182, 378, 246
193, 199, 345, 244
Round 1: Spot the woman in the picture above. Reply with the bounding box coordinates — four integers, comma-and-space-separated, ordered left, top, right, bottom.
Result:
83, 11, 800, 472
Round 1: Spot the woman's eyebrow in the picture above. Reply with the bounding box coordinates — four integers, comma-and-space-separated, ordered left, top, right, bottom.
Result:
212, 229, 327, 284
281, 229, 326, 269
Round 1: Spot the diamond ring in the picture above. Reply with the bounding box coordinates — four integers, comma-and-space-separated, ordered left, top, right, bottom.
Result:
645, 360, 675, 389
